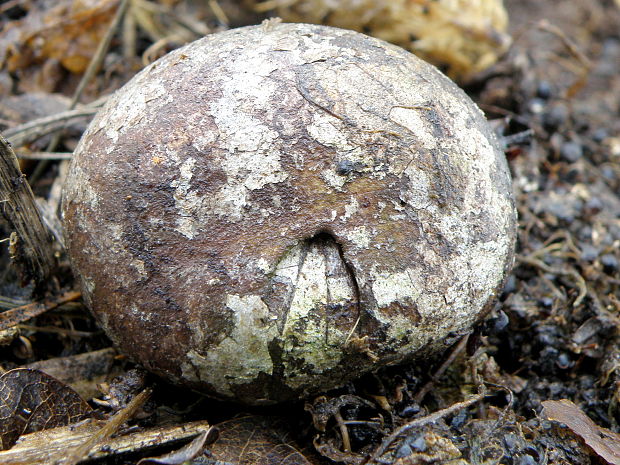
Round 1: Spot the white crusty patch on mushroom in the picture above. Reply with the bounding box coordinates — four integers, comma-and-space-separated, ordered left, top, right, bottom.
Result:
182, 294, 279, 397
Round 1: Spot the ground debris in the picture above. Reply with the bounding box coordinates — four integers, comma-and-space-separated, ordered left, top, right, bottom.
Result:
209, 415, 320, 465
0, 367, 93, 450
0, 135, 57, 290
0, 418, 213, 464
543, 399, 620, 465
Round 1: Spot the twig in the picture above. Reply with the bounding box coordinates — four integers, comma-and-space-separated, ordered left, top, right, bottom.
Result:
413, 334, 469, 403
0, 295, 29, 310
501, 129, 534, 147
253, 0, 298, 13
33, 0, 129, 183
61, 388, 153, 465
3, 108, 99, 148
517, 255, 587, 307
78, 0, 131, 110
0, 0, 21, 14
535, 20, 591, 98
18, 324, 99, 337
0, 291, 81, 331
142, 35, 182, 66
486, 382, 514, 433
208, 0, 229, 26
16, 152, 73, 160
122, 0, 137, 60
334, 411, 352, 453
0, 135, 57, 288
365, 393, 486, 464
536, 20, 592, 70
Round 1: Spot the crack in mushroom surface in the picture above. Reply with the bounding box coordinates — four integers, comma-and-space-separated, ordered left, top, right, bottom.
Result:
62, 23, 517, 404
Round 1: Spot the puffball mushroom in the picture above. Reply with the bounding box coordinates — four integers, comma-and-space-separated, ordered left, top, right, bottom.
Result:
62, 23, 517, 404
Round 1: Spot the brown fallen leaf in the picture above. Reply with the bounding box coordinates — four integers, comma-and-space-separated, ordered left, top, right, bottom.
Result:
542, 399, 620, 465
25, 347, 117, 400
0, 368, 93, 450
211, 415, 319, 465
0, 0, 118, 75
137, 426, 219, 464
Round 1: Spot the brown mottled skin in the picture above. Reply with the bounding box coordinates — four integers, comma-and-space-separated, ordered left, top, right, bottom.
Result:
62, 23, 516, 404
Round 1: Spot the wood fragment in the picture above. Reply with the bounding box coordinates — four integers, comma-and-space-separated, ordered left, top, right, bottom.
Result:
2, 109, 98, 148
16, 152, 72, 161
0, 135, 56, 288
0, 291, 81, 331
413, 334, 469, 403
0, 419, 212, 464
137, 426, 219, 465
62, 387, 153, 465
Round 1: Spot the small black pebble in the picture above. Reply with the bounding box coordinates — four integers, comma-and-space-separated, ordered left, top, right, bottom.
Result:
601, 166, 616, 181
450, 409, 468, 429
536, 80, 552, 99
582, 388, 597, 402
583, 196, 603, 216
399, 404, 420, 417
516, 455, 537, 465
600, 254, 619, 274
410, 435, 427, 452
395, 443, 412, 458
543, 103, 569, 129
556, 352, 573, 369
501, 274, 517, 296
577, 225, 593, 241
560, 141, 583, 163
580, 244, 599, 262
528, 98, 546, 114
579, 375, 596, 390
549, 381, 565, 397
503, 433, 519, 453
336, 160, 355, 175
592, 128, 608, 143
492, 310, 510, 332
539, 297, 553, 309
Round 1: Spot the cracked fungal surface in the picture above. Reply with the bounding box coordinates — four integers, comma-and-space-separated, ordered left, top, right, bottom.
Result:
62, 23, 517, 404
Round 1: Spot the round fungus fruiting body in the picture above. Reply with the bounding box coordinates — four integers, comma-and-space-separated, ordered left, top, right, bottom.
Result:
62, 23, 517, 404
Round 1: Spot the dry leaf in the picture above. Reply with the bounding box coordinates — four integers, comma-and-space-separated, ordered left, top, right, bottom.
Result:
137, 427, 218, 464
0, 368, 93, 450
211, 416, 318, 465
0, 0, 118, 89
542, 399, 620, 465
26, 347, 117, 400
251, 0, 511, 81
